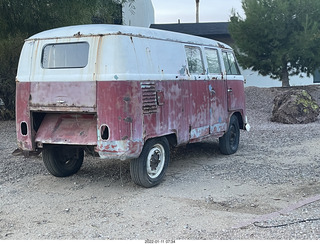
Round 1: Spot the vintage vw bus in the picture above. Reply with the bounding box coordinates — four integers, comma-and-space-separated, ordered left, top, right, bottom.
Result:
16, 24, 249, 187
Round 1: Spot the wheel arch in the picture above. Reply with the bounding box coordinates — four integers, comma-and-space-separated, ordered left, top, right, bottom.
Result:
230, 111, 244, 130
165, 133, 178, 147
144, 132, 177, 147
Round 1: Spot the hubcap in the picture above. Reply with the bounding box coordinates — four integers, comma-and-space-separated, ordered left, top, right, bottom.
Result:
147, 144, 165, 179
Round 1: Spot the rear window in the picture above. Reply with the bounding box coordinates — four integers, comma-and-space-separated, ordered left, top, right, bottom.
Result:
42, 42, 89, 69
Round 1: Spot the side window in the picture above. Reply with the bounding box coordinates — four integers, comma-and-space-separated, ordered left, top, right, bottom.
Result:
42, 42, 89, 69
185, 46, 205, 75
205, 48, 221, 74
222, 52, 241, 75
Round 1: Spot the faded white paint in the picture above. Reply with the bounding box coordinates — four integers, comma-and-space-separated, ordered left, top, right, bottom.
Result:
17, 24, 235, 84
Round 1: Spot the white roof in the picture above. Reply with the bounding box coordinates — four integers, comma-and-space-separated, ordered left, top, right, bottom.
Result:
28, 24, 232, 49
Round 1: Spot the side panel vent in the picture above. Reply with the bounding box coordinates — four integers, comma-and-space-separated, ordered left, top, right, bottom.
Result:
141, 82, 157, 114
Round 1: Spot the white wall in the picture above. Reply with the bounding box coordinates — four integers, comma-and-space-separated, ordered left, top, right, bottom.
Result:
122, 0, 155, 27
242, 68, 314, 87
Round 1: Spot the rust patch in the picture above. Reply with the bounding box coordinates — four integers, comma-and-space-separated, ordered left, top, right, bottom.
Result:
73, 31, 81, 37
124, 117, 133, 123
156, 90, 164, 106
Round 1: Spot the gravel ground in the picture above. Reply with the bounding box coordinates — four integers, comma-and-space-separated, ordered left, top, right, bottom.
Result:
1, 86, 320, 240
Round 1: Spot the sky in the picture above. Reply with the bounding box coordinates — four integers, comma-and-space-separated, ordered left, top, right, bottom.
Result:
151, 0, 245, 24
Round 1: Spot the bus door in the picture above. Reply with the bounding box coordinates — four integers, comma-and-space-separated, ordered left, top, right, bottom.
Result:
204, 48, 228, 135
185, 45, 211, 140
222, 51, 245, 112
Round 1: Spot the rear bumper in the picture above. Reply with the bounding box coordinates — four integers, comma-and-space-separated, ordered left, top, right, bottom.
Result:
17, 111, 143, 160
244, 116, 251, 132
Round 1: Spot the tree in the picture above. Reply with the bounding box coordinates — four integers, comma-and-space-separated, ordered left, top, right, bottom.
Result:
0, 0, 132, 38
0, 0, 133, 119
229, 0, 320, 87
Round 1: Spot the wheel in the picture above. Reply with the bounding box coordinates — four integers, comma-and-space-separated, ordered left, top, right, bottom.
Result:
219, 115, 240, 155
130, 137, 170, 188
42, 145, 84, 177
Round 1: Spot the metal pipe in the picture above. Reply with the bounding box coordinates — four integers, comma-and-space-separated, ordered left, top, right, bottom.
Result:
196, 0, 200, 23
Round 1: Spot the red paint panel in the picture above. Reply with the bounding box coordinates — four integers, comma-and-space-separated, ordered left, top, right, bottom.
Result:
142, 80, 190, 144
96, 81, 144, 158
209, 80, 228, 134
16, 82, 33, 151
30, 82, 96, 112
143, 79, 224, 144
227, 79, 246, 114
16, 77, 245, 158
189, 81, 210, 132
35, 114, 97, 145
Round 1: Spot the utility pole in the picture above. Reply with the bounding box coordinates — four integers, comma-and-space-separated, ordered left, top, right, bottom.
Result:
196, 0, 200, 23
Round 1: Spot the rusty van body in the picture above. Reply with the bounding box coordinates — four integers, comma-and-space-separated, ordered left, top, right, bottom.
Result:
16, 24, 250, 187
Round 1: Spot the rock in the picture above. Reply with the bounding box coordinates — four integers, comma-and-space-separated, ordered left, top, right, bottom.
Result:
0, 98, 4, 108
271, 89, 320, 124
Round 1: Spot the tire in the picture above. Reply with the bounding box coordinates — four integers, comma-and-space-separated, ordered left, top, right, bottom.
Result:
219, 115, 240, 155
42, 145, 84, 177
130, 137, 170, 188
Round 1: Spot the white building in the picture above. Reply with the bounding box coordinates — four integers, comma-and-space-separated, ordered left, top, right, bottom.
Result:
241, 69, 314, 88
122, 0, 155, 27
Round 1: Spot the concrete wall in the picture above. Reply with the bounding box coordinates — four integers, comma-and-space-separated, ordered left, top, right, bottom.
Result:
122, 0, 155, 27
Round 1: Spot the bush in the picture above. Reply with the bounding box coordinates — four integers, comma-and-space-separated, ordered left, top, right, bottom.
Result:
0, 33, 25, 120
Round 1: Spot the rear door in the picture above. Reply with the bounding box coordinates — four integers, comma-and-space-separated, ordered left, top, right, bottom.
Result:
29, 39, 98, 113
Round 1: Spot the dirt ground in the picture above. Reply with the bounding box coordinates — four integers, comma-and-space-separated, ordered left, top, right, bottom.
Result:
1, 86, 320, 240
